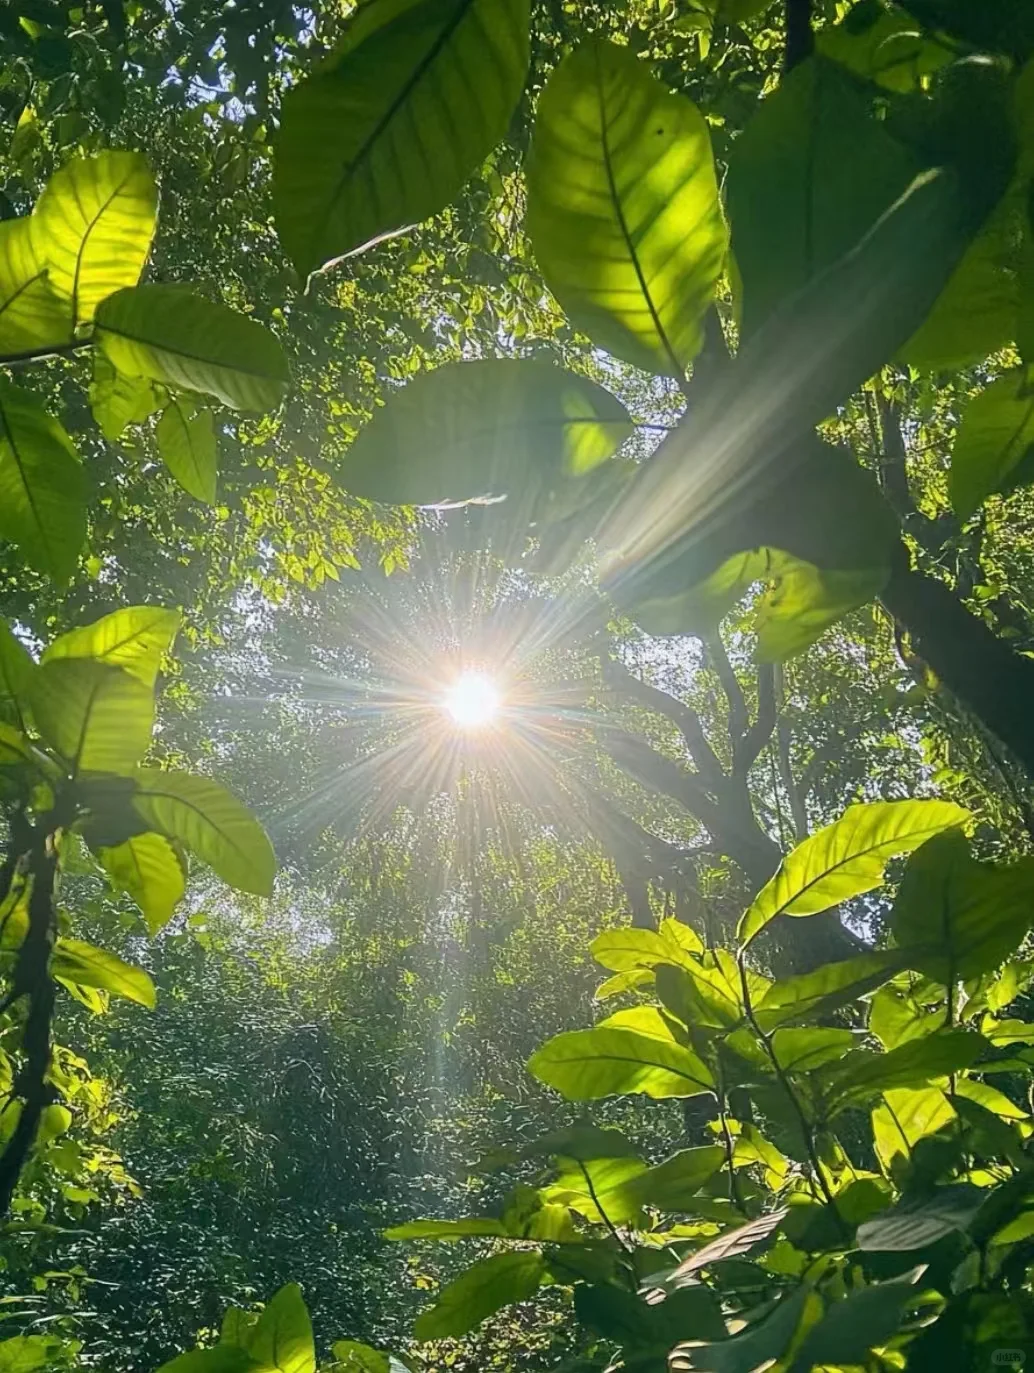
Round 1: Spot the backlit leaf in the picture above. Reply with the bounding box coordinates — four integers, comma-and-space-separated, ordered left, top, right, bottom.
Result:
413, 1251, 546, 1340
0, 218, 71, 360
96, 285, 289, 412
51, 936, 156, 1008
0, 377, 85, 583
32, 150, 157, 326
95, 832, 187, 935
243, 1283, 315, 1373
155, 402, 218, 503
274, 0, 530, 278
949, 368, 1034, 518
89, 352, 163, 441
43, 605, 180, 687
527, 1026, 714, 1101
526, 39, 727, 377
31, 660, 154, 775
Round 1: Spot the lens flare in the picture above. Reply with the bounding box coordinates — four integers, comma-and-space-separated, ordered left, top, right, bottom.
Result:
444, 672, 500, 728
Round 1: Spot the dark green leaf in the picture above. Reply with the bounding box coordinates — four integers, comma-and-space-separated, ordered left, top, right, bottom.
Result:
948, 368, 1034, 517
413, 1251, 546, 1340
669, 1287, 809, 1373
787, 1268, 923, 1371
856, 1184, 984, 1251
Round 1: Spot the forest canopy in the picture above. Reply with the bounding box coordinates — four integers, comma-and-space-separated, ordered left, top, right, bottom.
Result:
2, 0, 1034, 1371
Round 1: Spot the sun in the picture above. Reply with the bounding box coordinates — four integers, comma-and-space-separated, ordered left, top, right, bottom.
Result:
443, 671, 501, 729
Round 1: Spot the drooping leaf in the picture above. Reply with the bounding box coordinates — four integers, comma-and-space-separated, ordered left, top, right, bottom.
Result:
891, 829, 1034, 982
526, 38, 727, 377
32, 150, 157, 326
527, 1026, 714, 1101
0, 218, 71, 360
31, 660, 154, 775
51, 936, 156, 1009
856, 1184, 984, 1251
738, 799, 968, 946
241, 1283, 315, 1373
129, 767, 276, 897
43, 605, 180, 688
342, 360, 632, 507
0, 377, 86, 583
273, 0, 530, 278
95, 832, 187, 935
95, 285, 289, 412
726, 55, 918, 338
787, 1268, 924, 1370
89, 352, 164, 441
155, 401, 218, 503
413, 1251, 546, 1340
948, 368, 1034, 518
0, 620, 36, 709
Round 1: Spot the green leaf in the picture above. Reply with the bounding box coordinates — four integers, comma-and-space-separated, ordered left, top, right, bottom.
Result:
158, 1347, 264, 1373
891, 829, 1034, 982
89, 352, 163, 441
659, 1209, 788, 1292
32, 150, 157, 326
0, 377, 85, 583
413, 1251, 546, 1341
669, 1286, 810, 1373
816, 2, 952, 93
384, 1217, 508, 1241
655, 961, 742, 1029
787, 1268, 923, 1371
755, 950, 907, 1030
769, 1027, 859, 1074
591, 923, 700, 972
824, 1029, 987, 1109
31, 660, 154, 775
0, 723, 36, 767
95, 832, 187, 935
51, 936, 156, 1008
0, 620, 36, 708
618, 1145, 726, 1213
43, 605, 180, 688
342, 360, 632, 507
527, 1026, 714, 1101
948, 368, 1034, 518
95, 285, 289, 412
129, 767, 276, 897
0, 1335, 84, 1373
872, 1086, 955, 1173
856, 1183, 983, 1251
0, 218, 71, 360
545, 1155, 649, 1224
330, 1343, 388, 1373
520, 1125, 640, 1161
726, 55, 918, 338
273, 0, 530, 278
155, 401, 218, 503
526, 38, 726, 377
576, 1282, 725, 1348
242, 1283, 315, 1373
900, 192, 1022, 371
738, 799, 968, 946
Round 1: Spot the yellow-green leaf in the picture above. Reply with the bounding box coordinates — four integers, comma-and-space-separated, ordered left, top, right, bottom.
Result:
32, 150, 157, 327
96, 832, 187, 935
738, 799, 969, 946
95, 285, 289, 412
527, 1026, 714, 1100
527, 39, 726, 378
156, 401, 217, 503
0, 619, 36, 706
0, 217, 72, 360
0, 378, 86, 583
129, 768, 275, 897
52, 936, 156, 1008
31, 660, 154, 775
89, 351, 163, 441
43, 605, 180, 688
949, 369, 1034, 519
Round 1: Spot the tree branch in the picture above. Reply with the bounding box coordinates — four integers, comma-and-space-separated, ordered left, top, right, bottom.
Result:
784, 0, 814, 72
601, 655, 726, 787
734, 662, 776, 776
707, 635, 748, 747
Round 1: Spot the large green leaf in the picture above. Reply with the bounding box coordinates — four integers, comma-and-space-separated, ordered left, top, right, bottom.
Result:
787, 1269, 923, 1371
856, 1184, 983, 1252
737, 799, 968, 946
0, 377, 85, 583
31, 660, 154, 775
43, 605, 180, 688
655, 961, 742, 1030
816, 3, 952, 93
590, 922, 702, 972
32, 150, 157, 327
576, 1282, 725, 1348
544, 1154, 649, 1225
527, 1026, 714, 1101
824, 1029, 987, 1109
669, 1286, 810, 1373
890, 829, 1034, 982
0, 218, 72, 360
342, 360, 632, 506
0, 620, 36, 708
129, 767, 276, 897
51, 936, 156, 1008
89, 352, 163, 441
384, 1218, 508, 1241
273, 0, 530, 279
95, 285, 289, 412
95, 832, 187, 935
156, 401, 218, 503
754, 950, 907, 1030
618, 1145, 725, 1213
872, 1085, 955, 1173
241, 1284, 315, 1373
413, 1251, 546, 1340
725, 55, 918, 338
526, 39, 726, 377
948, 368, 1034, 518
330, 1344, 388, 1373
158, 1348, 263, 1373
